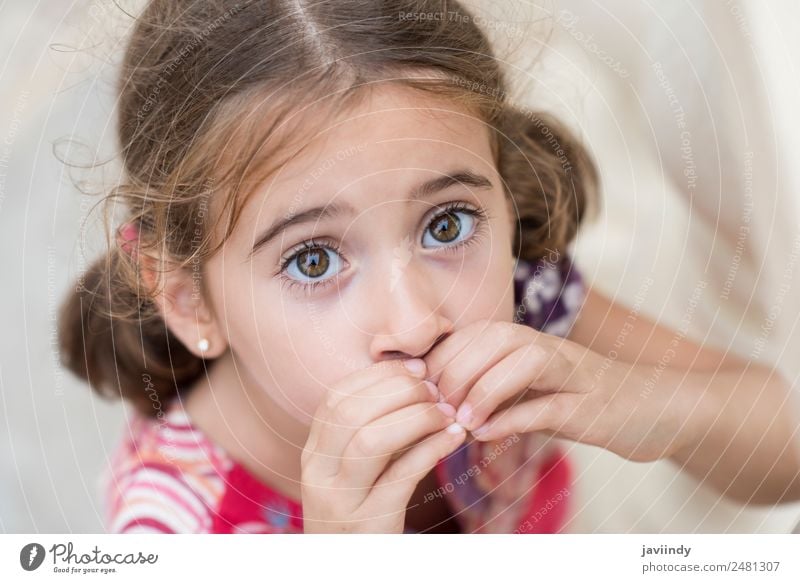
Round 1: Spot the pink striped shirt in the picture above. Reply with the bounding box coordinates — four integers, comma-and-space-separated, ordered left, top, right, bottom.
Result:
101, 253, 585, 533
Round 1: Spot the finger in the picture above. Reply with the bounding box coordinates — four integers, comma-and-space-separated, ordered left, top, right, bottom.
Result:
456, 343, 573, 431
338, 401, 456, 490
327, 358, 428, 405
305, 359, 428, 455
306, 375, 439, 477
470, 393, 577, 441
314, 381, 438, 460
423, 319, 531, 407
306, 370, 437, 454
421, 318, 490, 386
369, 421, 467, 510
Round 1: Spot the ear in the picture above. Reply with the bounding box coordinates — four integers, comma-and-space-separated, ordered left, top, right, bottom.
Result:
140, 253, 227, 359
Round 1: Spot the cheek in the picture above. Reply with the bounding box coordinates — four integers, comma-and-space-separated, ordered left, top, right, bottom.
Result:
205, 255, 357, 420
236, 293, 363, 419
438, 228, 514, 323
277, 313, 368, 420
453, 258, 515, 325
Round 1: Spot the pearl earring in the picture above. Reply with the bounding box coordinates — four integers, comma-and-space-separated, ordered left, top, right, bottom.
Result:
197, 338, 210, 353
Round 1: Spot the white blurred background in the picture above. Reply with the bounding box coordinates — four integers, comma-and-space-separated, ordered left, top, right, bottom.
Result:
1, 0, 799, 533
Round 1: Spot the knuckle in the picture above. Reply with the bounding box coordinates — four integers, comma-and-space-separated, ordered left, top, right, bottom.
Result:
319, 395, 339, 417
554, 345, 571, 366
496, 320, 518, 340
312, 406, 327, 427
350, 429, 379, 459
533, 342, 557, 369
324, 385, 351, 409
300, 446, 314, 467
332, 398, 361, 427
530, 340, 552, 360
553, 350, 574, 384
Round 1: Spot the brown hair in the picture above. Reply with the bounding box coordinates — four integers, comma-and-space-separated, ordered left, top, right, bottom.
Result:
58, 0, 599, 419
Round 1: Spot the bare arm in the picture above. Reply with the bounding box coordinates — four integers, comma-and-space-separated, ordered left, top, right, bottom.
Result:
567, 286, 800, 504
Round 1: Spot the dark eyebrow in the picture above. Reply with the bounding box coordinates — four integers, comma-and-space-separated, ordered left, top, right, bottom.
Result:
248, 169, 493, 259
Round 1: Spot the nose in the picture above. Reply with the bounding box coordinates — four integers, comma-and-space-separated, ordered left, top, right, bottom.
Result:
367, 262, 454, 363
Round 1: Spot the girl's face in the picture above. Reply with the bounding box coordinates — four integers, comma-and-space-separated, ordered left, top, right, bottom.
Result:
202, 84, 517, 423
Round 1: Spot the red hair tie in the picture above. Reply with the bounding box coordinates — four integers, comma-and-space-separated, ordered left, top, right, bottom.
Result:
117, 220, 140, 260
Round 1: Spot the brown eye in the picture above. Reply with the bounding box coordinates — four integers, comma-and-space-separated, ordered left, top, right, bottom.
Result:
428, 211, 461, 243
280, 240, 346, 293
421, 204, 484, 250
295, 247, 330, 278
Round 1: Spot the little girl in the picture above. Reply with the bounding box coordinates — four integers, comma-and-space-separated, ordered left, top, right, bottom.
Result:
58, 0, 799, 533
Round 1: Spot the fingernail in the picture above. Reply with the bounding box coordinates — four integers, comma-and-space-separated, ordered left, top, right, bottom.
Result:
446, 422, 465, 435
404, 358, 426, 376
471, 422, 490, 437
424, 380, 439, 400
436, 402, 457, 418
456, 402, 473, 427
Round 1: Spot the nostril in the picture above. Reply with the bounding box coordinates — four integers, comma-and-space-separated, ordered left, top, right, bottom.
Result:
381, 332, 451, 362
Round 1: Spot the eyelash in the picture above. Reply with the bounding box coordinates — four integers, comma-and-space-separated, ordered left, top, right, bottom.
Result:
276, 201, 492, 296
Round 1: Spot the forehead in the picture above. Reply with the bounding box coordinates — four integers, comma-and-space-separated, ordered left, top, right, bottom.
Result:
261, 84, 495, 206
